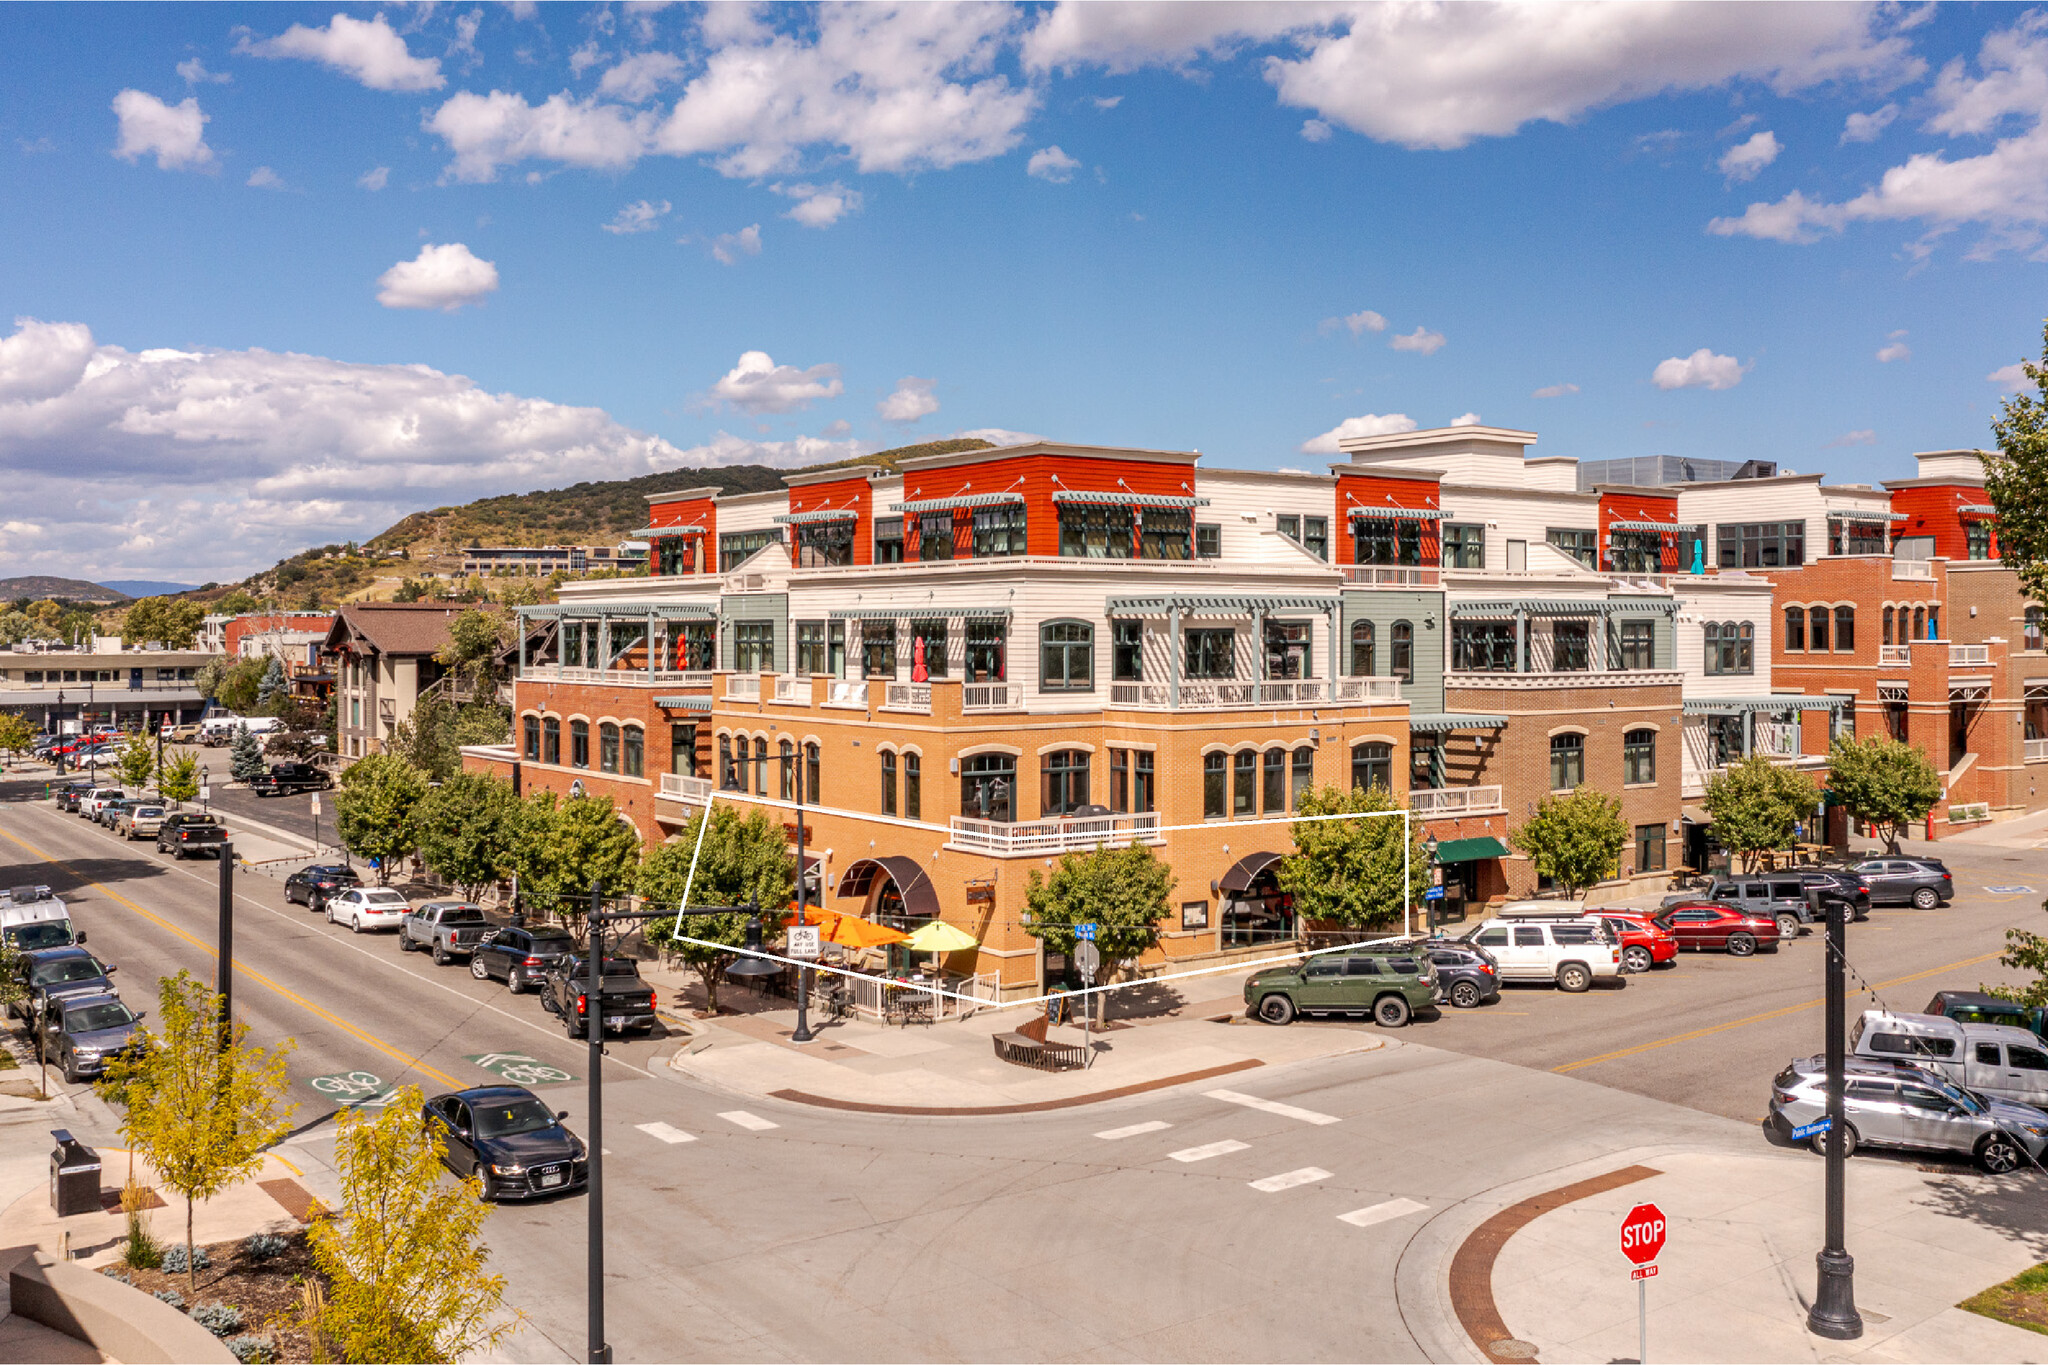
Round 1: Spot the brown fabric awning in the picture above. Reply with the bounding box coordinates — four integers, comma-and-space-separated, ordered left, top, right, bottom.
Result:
836, 856, 940, 919
1218, 851, 1286, 894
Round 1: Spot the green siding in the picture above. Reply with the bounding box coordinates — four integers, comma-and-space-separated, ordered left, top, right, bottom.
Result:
1341, 590, 1445, 713
721, 594, 788, 672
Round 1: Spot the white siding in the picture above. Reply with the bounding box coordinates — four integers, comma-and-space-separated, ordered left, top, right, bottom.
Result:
1438, 488, 1600, 573
1674, 577, 1776, 698
1676, 477, 1827, 563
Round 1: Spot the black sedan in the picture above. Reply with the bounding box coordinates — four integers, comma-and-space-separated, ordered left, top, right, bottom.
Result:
422, 1086, 587, 1201
1796, 869, 1871, 919
53, 782, 94, 813
284, 863, 361, 911
1850, 857, 1955, 908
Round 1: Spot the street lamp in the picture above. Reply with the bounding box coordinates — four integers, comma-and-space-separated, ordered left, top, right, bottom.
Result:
1422, 832, 1440, 933
52, 691, 64, 776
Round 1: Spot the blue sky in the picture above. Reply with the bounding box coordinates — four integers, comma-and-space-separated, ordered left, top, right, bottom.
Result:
1, 2, 2045, 582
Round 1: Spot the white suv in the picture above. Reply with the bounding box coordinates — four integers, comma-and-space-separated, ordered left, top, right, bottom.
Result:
327, 887, 411, 933
1462, 905, 1624, 992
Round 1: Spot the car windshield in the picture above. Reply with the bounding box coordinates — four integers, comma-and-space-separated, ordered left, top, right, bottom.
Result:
68, 1000, 134, 1032
35, 958, 104, 984
363, 891, 407, 906
7, 923, 73, 950
473, 1097, 557, 1139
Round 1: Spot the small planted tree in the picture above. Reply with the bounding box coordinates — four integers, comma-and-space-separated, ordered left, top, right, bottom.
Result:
1826, 733, 1942, 854
414, 773, 519, 898
1022, 842, 1173, 1023
1513, 786, 1630, 897
1277, 783, 1428, 933
1703, 754, 1818, 873
0, 713, 34, 767
306, 1085, 522, 1363
229, 723, 266, 783
117, 734, 156, 790
334, 753, 431, 883
158, 752, 200, 808
639, 807, 789, 1015
101, 972, 295, 1294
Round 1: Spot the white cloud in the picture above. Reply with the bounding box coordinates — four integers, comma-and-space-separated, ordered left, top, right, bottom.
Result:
708, 350, 843, 414
1825, 429, 1878, 447
1027, 144, 1082, 182
358, 165, 390, 191
177, 58, 231, 85
1299, 412, 1417, 455
597, 50, 685, 102
239, 13, 445, 92
1841, 104, 1898, 143
111, 90, 213, 171
446, 8, 484, 74
1718, 129, 1780, 182
1092, 95, 1122, 110
569, 39, 607, 78
1652, 348, 1746, 391
427, 91, 655, 181
772, 181, 861, 228
710, 224, 762, 265
953, 426, 1046, 448
1450, 412, 1482, 427
1389, 326, 1446, 355
375, 243, 500, 311
878, 376, 939, 423
1990, 362, 2034, 394
0, 316, 799, 580
1876, 338, 1912, 363
1319, 309, 1385, 337
1532, 382, 1580, 398
823, 418, 852, 436
1299, 117, 1332, 142
603, 198, 671, 234
246, 166, 285, 190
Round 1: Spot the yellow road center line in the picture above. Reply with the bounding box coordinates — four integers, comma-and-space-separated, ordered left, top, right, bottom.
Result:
0, 825, 461, 1090
1552, 949, 2006, 1074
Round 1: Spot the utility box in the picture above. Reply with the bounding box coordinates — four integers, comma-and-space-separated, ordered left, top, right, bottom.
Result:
49, 1129, 101, 1217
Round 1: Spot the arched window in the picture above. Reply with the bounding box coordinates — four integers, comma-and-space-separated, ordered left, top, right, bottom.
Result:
1039, 621, 1094, 692
1834, 605, 1855, 652
1549, 733, 1585, 790
805, 741, 820, 805
1262, 747, 1287, 813
1291, 746, 1313, 808
1041, 750, 1090, 815
1883, 605, 1895, 645
1913, 605, 1927, 640
599, 721, 620, 773
779, 738, 795, 801
1807, 606, 1830, 653
1352, 741, 1392, 791
2027, 605, 2045, 652
1784, 605, 1805, 652
523, 714, 540, 760
622, 725, 643, 777
570, 719, 590, 769
961, 752, 1015, 822
719, 734, 737, 790
1391, 620, 1413, 682
753, 736, 770, 795
880, 749, 897, 816
1232, 750, 1256, 816
903, 752, 921, 821
1203, 752, 1226, 819
1350, 620, 1376, 676
1928, 605, 1941, 640
1623, 728, 1656, 784
543, 715, 560, 765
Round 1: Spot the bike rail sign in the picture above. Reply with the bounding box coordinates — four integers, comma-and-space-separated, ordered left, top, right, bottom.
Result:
467, 1052, 578, 1085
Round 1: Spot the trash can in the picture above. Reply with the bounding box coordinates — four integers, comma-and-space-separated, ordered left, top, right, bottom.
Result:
49, 1129, 101, 1217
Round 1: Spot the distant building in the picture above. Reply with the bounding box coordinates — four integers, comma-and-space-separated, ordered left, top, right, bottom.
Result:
0, 648, 212, 731
324, 604, 466, 759
460, 543, 648, 576
1575, 455, 1771, 491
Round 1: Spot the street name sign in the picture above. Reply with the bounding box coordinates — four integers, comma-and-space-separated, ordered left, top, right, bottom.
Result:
1422, 886, 1444, 902
1075, 922, 1097, 941
1790, 1117, 1832, 1142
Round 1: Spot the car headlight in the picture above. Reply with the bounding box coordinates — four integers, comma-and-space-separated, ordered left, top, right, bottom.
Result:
73, 1047, 101, 1059
487, 1162, 526, 1176
570, 1138, 588, 1160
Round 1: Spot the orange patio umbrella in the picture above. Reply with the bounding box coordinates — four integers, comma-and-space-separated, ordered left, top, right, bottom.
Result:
783, 905, 909, 948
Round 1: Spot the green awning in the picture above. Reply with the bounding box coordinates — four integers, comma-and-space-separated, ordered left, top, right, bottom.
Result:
1434, 836, 1509, 864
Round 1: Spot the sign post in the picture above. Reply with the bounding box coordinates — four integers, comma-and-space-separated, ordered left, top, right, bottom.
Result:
1620, 1202, 1665, 1364
1073, 934, 1100, 1069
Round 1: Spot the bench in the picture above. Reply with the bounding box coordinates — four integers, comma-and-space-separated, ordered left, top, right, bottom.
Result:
991, 1017, 1088, 1071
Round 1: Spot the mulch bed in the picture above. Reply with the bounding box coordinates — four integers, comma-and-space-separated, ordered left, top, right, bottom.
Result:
109, 1227, 330, 1363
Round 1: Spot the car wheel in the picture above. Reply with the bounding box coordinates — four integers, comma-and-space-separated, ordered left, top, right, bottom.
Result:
1810, 1124, 1857, 1159
351, 914, 362, 933
1978, 1133, 2024, 1175
470, 957, 489, 981
1727, 932, 1757, 957
507, 966, 526, 993
1622, 945, 1653, 974
1912, 887, 1940, 910
62, 1057, 80, 1084
1255, 994, 1297, 1026
1374, 994, 1412, 1028
433, 944, 449, 966
1776, 913, 1801, 940
1556, 963, 1592, 993
398, 934, 413, 952
1449, 980, 1482, 1009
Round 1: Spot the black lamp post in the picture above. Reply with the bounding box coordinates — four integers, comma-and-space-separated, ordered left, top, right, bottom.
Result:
1422, 831, 1440, 932
1807, 887, 1863, 1339
53, 691, 64, 775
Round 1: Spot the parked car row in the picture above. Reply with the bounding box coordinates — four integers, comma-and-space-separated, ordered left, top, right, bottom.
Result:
2, 884, 142, 1084
57, 782, 230, 860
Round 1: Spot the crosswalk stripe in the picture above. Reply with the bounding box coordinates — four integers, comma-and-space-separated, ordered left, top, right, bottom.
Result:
1338, 1197, 1428, 1228
1168, 1139, 1250, 1163
1249, 1167, 1331, 1193
636, 1122, 696, 1145
1096, 1120, 1171, 1140
1205, 1088, 1341, 1126
718, 1110, 779, 1131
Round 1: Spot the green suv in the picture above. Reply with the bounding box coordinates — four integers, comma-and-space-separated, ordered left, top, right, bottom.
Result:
1243, 951, 1436, 1028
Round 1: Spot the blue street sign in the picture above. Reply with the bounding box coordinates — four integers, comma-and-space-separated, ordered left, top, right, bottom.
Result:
1790, 1117, 1832, 1141
1076, 922, 1097, 942
1423, 886, 1445, 902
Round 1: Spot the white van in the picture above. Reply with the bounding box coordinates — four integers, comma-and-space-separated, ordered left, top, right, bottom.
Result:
0, 885, 81, 950
199, 715, 280, 746
1851, 1010, 2048, 1108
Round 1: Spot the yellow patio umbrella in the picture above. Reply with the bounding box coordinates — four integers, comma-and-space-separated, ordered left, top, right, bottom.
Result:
904, 920, 979, 978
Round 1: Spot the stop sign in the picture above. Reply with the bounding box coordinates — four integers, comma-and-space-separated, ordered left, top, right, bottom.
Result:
1620, 1202, 1666, 1265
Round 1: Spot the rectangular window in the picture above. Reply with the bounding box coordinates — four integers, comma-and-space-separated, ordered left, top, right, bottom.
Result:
1110, 748, 1130, 813
1058, 503, 1133, 558
1966, 521, 1993, 560
1834, 606, 1855, 652
827, 621, 845, 676
1262, 748, 1286, 813
1263, 621, 1311, 680
523, 714, 540, 760
862, 621, 897, 678
1111, 621, 1144, 682
732, 621, 775, 674
1716, 521, 1806, 569
1232, 749, 1255, 817
972, 504, 1027, 557
873, 516, 905, 564
1185, 629, 1236, 679
670, 722, 696, 777
1623, 729, 1656, 785
1041, 750, 1090, 816
599, 723, 619, 773
880, 750, 897, 817
910, 619, 948, 678
718, 528, 783, 565
1195, 523, 1222, 558
1452, 621, 1517, 672
796, 621, 828, 675
1303, 516, 1329, 561
1276, 514, 1301, 543
543, 717, 560, 765
571, 720, 590, 770
1546, 528, 1597, 568
677, 622, 714, 671
1133, 750, 1154, 814
966, 620, 1006, 681
1138, 507, 1191, 559
903, 753, 920, 820
778, 741, 794, 800
1609, 530, 1663, 573
795, 519, 853, 567
961, 754, 1015, 822
1827, 518, 1888, 556
1291, 746, 1313, 808
1352, 517, 1422, 566
1442, 523, 1484, 569
1634, 823, 1666, 873
1203, 752, 1225, 818
1809, 607, 1829, 653
1617, 619, 1654, 670
918, 511, 956, 561
1549, 734, 1584, 790
1552, 621, 1591, 671
1039, 622, 1094, 691
622, 726, 643, 778
1784, 606, 1805, 652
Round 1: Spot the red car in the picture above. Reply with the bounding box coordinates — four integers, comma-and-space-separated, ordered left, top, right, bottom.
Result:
1653, 902, 1781, 956
1597, 912, 1679, 973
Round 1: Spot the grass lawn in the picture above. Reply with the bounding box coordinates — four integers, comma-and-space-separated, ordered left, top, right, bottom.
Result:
1961, 1262, 2048, 1336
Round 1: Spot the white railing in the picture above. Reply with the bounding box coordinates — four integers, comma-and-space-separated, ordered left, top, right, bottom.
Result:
2027, 738, 2048, 763
948, 812, 1163, 855
771, 675, 805, 703
883, 683, 932, 712
1879, 645, 1911, 666
824, 679, 869, 709
724, 674, 761, 701
657, 773, 713, 803
527, 666, 713, 687
1949, 644, 1990, 668
962, 683, 1022, 712
1946, 802, 1991, 824
1105, 678, 1399, 709
1342, 566, 1441, 588
1410, 785, 1504, 817
831, 969, 1001, 1022
1332, 678, 1404, 701
1444, 670, 1684, 690
1892, 560, 1935, 581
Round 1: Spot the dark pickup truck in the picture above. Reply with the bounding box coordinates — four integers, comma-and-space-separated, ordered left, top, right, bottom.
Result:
156, 812, 228, 859
249, 762, 332, 797
539, 956, 658, 1039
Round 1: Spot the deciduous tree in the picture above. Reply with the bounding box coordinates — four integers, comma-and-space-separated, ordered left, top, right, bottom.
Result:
101, 972, 295, 1294
639, 807, 789, 1015
1514, 786, 1629, 897
117, 734, 156, 790
305, 1085, 521, 1364
1278, 783, 1428, 932
1022, 842, 1173, 1023
1703, 755, 1818, 873
158, 752, 200, 807
334, 753, 430, 883
505, 792, 641, 935
0, 713, 34, 767
415, 773, 519, 898
1988, 320, 2048, 602
1826, 733, 1942, 854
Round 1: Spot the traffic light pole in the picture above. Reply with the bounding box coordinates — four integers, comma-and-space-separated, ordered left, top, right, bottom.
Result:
1807, 889, 1862, 1340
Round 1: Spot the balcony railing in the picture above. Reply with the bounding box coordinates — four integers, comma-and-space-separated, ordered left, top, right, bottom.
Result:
948, 812, 1163, 856
2027, 738, 2048, 764
1342, 566, 1440, 588
1445, 669, 1683, 690
525, 665, 713, 687
1879, 645, 1911, 666
824, 680, 869, 709
656, 773, 713, 803
1949, 644, 1990, 668
962, 683, 1023, 712
883, 682, 933, 713
1892, 560, 1935, 581
1410, 785, 1505, 817
1109, 678, 1401, 709
724, 674, 761, 701
771, 675, 806, 703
